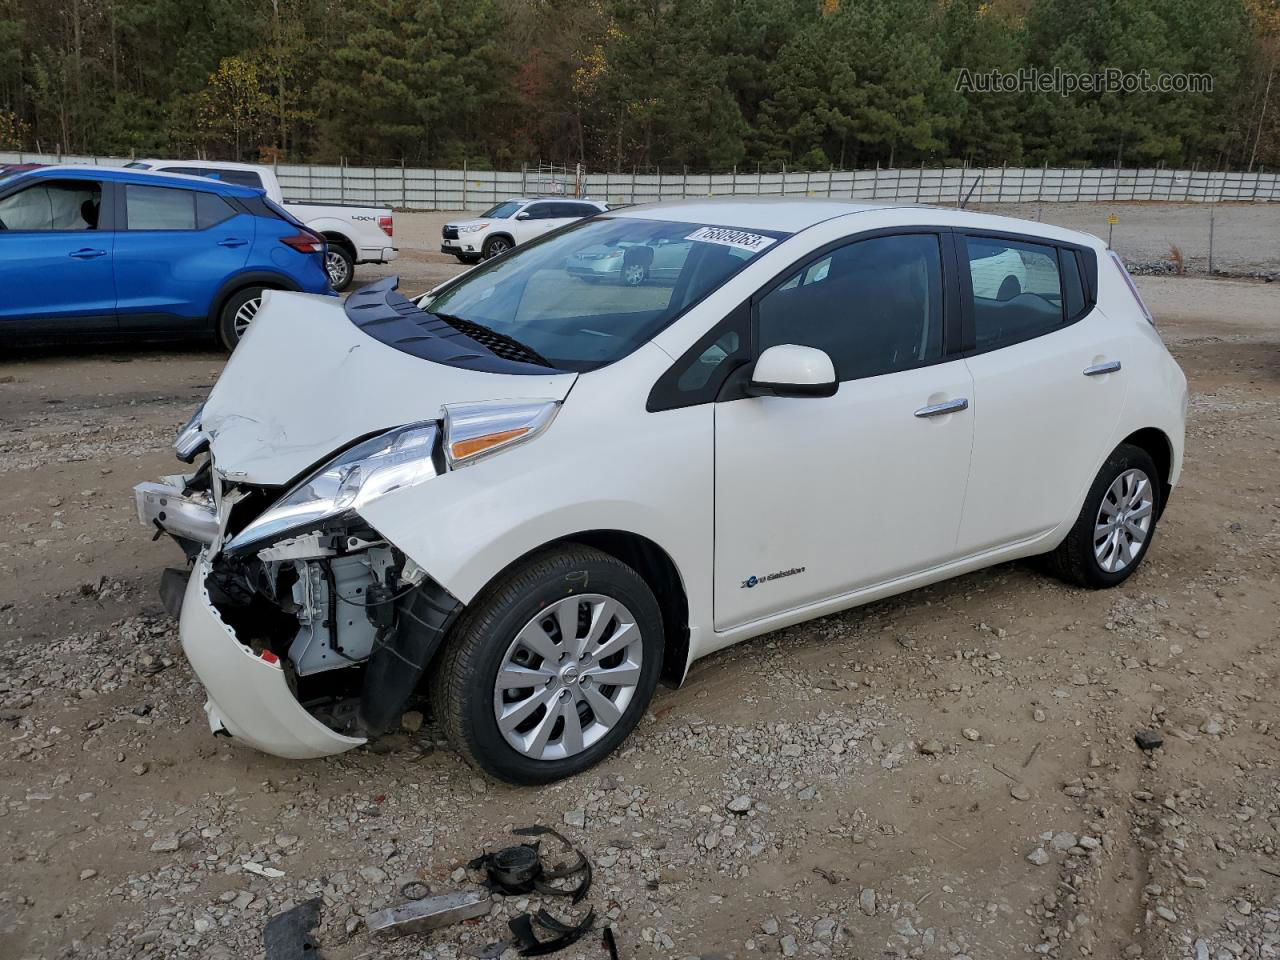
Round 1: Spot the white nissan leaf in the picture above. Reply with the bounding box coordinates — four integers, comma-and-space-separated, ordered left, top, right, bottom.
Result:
136, 199, 1187, 784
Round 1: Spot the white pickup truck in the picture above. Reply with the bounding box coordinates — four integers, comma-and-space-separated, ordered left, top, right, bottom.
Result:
125, 159, 396, 291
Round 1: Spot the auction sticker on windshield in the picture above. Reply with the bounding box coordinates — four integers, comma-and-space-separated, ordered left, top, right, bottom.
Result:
685, 226, 777, 253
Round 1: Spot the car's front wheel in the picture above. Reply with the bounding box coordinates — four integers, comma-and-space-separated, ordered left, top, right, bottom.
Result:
1047, 443, 1161, 588
431, 545, 663, 784
482, 236, 512, 260
216, 286, 266, 351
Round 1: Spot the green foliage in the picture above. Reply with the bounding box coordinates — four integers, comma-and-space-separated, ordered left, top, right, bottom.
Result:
0, 0, 1274, 169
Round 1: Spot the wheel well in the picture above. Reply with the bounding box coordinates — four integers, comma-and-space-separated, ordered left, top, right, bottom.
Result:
1120, 427, 1173, 514
320, 232, 354, 256
564, 531, 690, 685
485, 232, 515, 249
211, 280, 283, 328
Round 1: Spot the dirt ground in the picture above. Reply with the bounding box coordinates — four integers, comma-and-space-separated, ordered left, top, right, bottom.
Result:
1, 241, 1279, 960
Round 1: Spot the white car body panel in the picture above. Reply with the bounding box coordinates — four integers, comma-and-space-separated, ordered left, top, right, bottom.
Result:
141, 197, 1187, 762
201, 290, 576, 486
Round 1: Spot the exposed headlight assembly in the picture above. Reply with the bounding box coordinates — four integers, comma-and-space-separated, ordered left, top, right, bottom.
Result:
225, 421, 441, 555
174, 404, 209, 463
458, 223, 487, 234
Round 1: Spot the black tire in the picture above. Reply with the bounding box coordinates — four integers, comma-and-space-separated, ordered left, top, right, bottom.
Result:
482, 235, 513, 260
216, 286, 266, 352
1046, 443, 1162, 589
325, 244, 355, 291
430, 545, 664, 784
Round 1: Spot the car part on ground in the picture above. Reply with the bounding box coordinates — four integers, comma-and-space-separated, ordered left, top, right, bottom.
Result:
263, 898, 325, 960
365, 889, 492, 938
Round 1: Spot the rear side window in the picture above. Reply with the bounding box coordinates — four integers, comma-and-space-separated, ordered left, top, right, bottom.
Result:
757, 233, 945, 382
0, 180, 102, 230
196, 192, 236, 228
127, 184, 234, 230
523, 203, 556, 220
214, 169, 263, 189
963, 236, 1064, 351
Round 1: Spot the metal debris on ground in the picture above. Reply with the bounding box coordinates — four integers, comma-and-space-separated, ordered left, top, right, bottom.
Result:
365, 889, 492, 938
508, 907, 596, 957
1134, 729, 1165, 750
263, 897, 325, 960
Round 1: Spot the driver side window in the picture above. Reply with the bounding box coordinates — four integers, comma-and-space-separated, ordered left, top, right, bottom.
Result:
0, 180, 102, 231
757, 233, 944, 382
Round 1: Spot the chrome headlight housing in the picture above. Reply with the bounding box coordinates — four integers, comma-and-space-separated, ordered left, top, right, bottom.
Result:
174, 404, 208, 463
457, 222, 487, 234
224, 421, 441, 555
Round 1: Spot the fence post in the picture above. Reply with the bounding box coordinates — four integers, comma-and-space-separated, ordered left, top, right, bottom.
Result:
682, 165, 688, 200
462, 159, 468, 210
401, 157, 406, 208
340, 156, 346, 203
307, 162, 313, 202
631, 167, 637, 205
432, 166, 437, 211
1208, 197, 1216, 275
873, 162, 879, 201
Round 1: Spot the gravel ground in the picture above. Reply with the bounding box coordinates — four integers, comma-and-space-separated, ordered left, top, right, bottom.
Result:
1, 267, 1278, 959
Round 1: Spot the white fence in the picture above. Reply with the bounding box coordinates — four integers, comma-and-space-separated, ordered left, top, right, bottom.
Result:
4, 151, 1277, 210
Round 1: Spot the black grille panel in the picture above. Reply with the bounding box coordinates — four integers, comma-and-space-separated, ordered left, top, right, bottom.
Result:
442, 225, 459, 240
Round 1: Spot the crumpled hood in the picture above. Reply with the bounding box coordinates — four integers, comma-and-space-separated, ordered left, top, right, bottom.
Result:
202, 290, 577, 486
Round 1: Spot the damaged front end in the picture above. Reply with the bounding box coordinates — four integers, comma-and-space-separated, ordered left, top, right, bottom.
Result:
136, 419, 462, 759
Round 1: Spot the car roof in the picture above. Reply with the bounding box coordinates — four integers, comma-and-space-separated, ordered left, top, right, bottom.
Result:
134, 158, 267, 173
608, 196, 1099, 245
7, 164, 264, 196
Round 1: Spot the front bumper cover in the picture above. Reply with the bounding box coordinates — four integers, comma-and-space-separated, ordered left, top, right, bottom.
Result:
180, 555, 366, 760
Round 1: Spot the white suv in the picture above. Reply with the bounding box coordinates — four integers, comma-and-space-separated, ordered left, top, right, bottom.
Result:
137, 199, 1186, 784
441, 197, 608, 263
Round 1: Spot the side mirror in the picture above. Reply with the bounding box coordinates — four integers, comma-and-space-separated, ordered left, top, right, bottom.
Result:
746, 344, 837, 398
515, 212, 531, 221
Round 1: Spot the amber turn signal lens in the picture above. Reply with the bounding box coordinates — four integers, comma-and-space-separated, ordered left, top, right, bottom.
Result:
449, 427, 531, 462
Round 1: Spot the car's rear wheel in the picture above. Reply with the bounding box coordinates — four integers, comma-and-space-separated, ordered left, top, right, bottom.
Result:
1046, 443, 1161, 588
622, 262, 648, 286
482, 236, 512, 259
216, 286, 266, 352
324, 245, 354, 291
430, 545, 663, 784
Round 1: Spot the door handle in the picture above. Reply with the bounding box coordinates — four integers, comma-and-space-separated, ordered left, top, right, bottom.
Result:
69, 248, 106, 259
1083, 360, 1122, 376
217, 237, 248, 247
914, 397, 969, 418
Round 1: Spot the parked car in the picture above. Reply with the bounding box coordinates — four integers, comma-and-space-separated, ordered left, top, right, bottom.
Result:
441, 197, 607, 263
0, 165, 333, 349
566, 235, 690, 285
137, 199, 1186, 783
125, 159, 396, 291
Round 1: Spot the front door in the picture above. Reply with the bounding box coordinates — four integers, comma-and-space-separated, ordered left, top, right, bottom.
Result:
0, 176, 116, 335
714, 232, 974, 631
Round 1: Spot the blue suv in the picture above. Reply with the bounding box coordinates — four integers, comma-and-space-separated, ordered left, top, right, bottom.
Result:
0, 166, 334, 350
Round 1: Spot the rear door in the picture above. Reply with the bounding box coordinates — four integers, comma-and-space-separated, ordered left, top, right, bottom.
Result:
955, 234, 1125, 553
0, 176, 117, 335
113, 182, 254, 331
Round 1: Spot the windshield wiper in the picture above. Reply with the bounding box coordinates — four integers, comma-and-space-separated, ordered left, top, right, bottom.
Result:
430, 312, 555, 369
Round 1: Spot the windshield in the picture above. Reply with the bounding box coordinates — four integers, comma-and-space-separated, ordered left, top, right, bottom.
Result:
480, 200, 522, 219
423, 217, 788, 371
124, 162, 152, 169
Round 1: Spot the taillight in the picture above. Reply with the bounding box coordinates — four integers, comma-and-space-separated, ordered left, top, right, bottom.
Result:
378, 215, 393, 238
280, 231, 324, 255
